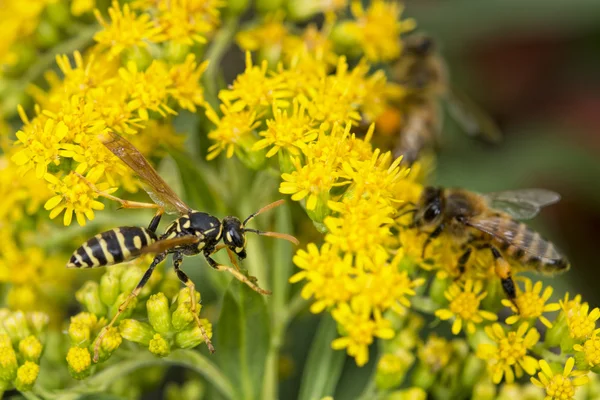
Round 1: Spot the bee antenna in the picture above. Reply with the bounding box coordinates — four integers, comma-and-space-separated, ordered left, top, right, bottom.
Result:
244, 228, 299, 245
243, 199, 286, 227
398, 208, 417, 218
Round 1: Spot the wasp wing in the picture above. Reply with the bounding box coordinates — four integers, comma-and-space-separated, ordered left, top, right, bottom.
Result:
483, 189, 560, 220
139, 236, 200, 255
100, 131, 192, 215
465, 215, 563, 262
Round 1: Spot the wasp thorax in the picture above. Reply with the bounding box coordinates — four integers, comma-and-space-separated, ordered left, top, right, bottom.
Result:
222, 216, 247, 258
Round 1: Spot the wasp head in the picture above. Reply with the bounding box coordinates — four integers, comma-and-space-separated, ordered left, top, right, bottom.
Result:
222, 216, 247, 259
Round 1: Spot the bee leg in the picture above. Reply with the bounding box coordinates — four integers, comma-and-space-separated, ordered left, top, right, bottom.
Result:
454, 247, 472, 281
422, 223, 444, 258
487, 245, 519, 313
75, 172, 160, 211
93, 252, 166, 362
172, 252, 215, 354
204, 254, 271, 295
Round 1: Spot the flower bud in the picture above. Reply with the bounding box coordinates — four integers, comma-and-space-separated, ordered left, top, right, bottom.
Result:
122, 47, 153, 72
287, 0, 320, 21
14, 361, 39, 391
278, 150, 296, 175
2, 311, 30, 343
26, 312, 49, 335
174, 320, 213, 349
545, 312, 567, 347
411, 363, 435, 391
101, 327, 122, 354
147, 293, 172, 334
376, 351, 414, 390
76, 282, 107, 316
66, 347, 92, 380
100, 272, 121, 307
330, 22, 362, 58
160, 271, 182, 301
306, 192, 330, 223
119, 320, 154, 345
385, 387, 427, 400
460, 354, 485, 390
18, 336, 43, 362
68, 322, 91, 346
429, 275, 450, 306
120, 267, 145, 295
0, 339, 17, 381
472, 380, 496, 400
172, 302, 195, 332
149, 333, 170, 357
176, 288, 201, 307
108, 293, 138, 322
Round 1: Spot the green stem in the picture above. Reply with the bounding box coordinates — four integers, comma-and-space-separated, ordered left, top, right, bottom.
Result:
283, 292, 310, 325
37, 350, 235, 400
19, 24, 98, 90
202, 17, 239, 109
531, 345, 566, 364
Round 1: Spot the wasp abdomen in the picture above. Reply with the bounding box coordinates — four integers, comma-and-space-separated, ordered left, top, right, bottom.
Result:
67, 227, 157, 268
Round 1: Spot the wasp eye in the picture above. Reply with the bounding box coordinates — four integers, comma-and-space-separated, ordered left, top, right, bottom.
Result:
423, 206, 440, 222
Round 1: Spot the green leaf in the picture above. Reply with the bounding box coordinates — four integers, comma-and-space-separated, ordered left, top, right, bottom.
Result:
216, 281, 271, 400
271, 202, 294, 323
298, 315, 346, 400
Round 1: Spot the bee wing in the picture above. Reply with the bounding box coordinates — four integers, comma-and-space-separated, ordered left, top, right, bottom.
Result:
483, 189, 561, 220
447, 85, 503, 144
100, 131, 192, 215
139, 236, 200, 255
465, 216, 563, 262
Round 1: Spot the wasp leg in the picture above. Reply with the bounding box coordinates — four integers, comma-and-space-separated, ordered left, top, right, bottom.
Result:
75, 172, 160, 211
422, 223, 445, 258
93, 252, 166, 362
209, 244, 250, 275
204, 254, 271, 295
147, 209, 164, 232
172, 252, 215, 353
479, 244, 519, 313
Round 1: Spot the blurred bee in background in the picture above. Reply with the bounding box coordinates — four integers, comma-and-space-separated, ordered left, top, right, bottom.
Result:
407, 187, 569, 304
389, 34, 502, 165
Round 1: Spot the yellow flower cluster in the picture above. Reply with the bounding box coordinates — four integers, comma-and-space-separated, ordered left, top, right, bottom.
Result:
9, 1, 217, 226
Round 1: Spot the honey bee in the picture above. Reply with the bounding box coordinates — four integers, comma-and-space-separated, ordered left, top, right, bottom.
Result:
409, 186, 570, 302
390, 34, 502, 165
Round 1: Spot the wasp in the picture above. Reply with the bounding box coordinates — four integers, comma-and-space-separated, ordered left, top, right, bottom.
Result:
390, 34, 502, 165
407, 187, 569, 302
69, 131, 298, 362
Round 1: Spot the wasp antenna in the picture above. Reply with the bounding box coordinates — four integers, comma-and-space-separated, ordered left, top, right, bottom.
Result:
244, 228, 299, 245
243, 199, 286, 226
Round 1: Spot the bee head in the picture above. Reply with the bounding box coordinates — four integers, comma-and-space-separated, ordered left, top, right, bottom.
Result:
415, 186, 444, 227
222, 216, 247, 259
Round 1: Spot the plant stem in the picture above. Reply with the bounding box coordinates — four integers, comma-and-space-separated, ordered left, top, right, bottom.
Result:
203, 17, 239, 109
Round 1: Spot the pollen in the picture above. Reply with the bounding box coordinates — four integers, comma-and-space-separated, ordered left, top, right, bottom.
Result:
66, 346, 91, 373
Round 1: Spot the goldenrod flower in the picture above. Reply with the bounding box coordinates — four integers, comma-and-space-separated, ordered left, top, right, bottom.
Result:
236, 12, 288, 53
290, 243, 357, 313
148, 333, 170, 357
206, 102, 261, 160
168, 54, 209, 113
574, 329, 600, 368
531, 358, 589, 400
66, 347, 92, 379
477, 323, 539, 384
418, 334, 453, 372
94, 1, 166, 58
151, 0, 222, 45
14, 361, 39, 391
347, 0, 416, 62
18, 336, 42, 362
71, 0, 96, 16
331, 297, 394, 366
253, 100, 319, 158
502, 279, 560, 328
0, 335, 18, 381
563, 302, 600, 341
435, 280, 497, 335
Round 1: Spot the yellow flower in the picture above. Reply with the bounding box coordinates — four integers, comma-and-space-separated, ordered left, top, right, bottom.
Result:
44, 172, 109, 226
476, 323, 539, 384
168, 54, 209, 113
151, 0, 224, 44
149, 333, 170, 357
66, 347, 92, 378
563, 302, 600, 341
502, 279, 560, 328
94, 1, 166, 58
253, 100, 318, 158
219, 52, 292, 112
347, 0, 416, 62
574, 329, 600, 368
331, 297, 394, 366
435, 280, 497, 335
18, 336, 43, 362
206, 102, 261, 160
418, 334, 453, 372
290, 243, 357, 313
71, 0, 96, 16
531, 358, 589, 400
236, 12, 288, 53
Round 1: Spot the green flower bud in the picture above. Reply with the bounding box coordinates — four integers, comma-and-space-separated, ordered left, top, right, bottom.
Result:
460, 354, 485, 390
278, 150, 296, 175
176, 288, 201, 307
481, 278, 503, 312
560, 335, 577, 354
108, 293, 138, 322
26, 312, 49, 336
18, 336, 43, 362
35, 20, 61, 49
172, 302, 195, 332
472, 380, 496, 400
306, 192, 330, 223
120, 267, 145, 295
237, 144, 267, 171
14, 361, 39, 391
160, 271, 182, 301
147, 293, 172, 334
66, 347, 92, 380
122, 47, 154, 72
2, 311, 30, 343
545, 312, 568, 347
0, 338, 17, 381
287, 0, 320, 21
100, 272, 121, 307
68, 322, 91, 346
76, 282, 107, 316
376, 351, 415, 390
256, 0, 284, 13
174, 320, 213, 349
411, 363, 436, 391
385, 387, 427, 400
101, 327, 122, 354
330, 22, 362, 58
149, 333, 170, 357
119, 320, 154, 345
429, 275, 450, 306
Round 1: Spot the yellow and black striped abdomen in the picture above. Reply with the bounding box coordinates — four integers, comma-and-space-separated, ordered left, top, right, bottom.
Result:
67, 227, 158, 269
491, 219, 570, 273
